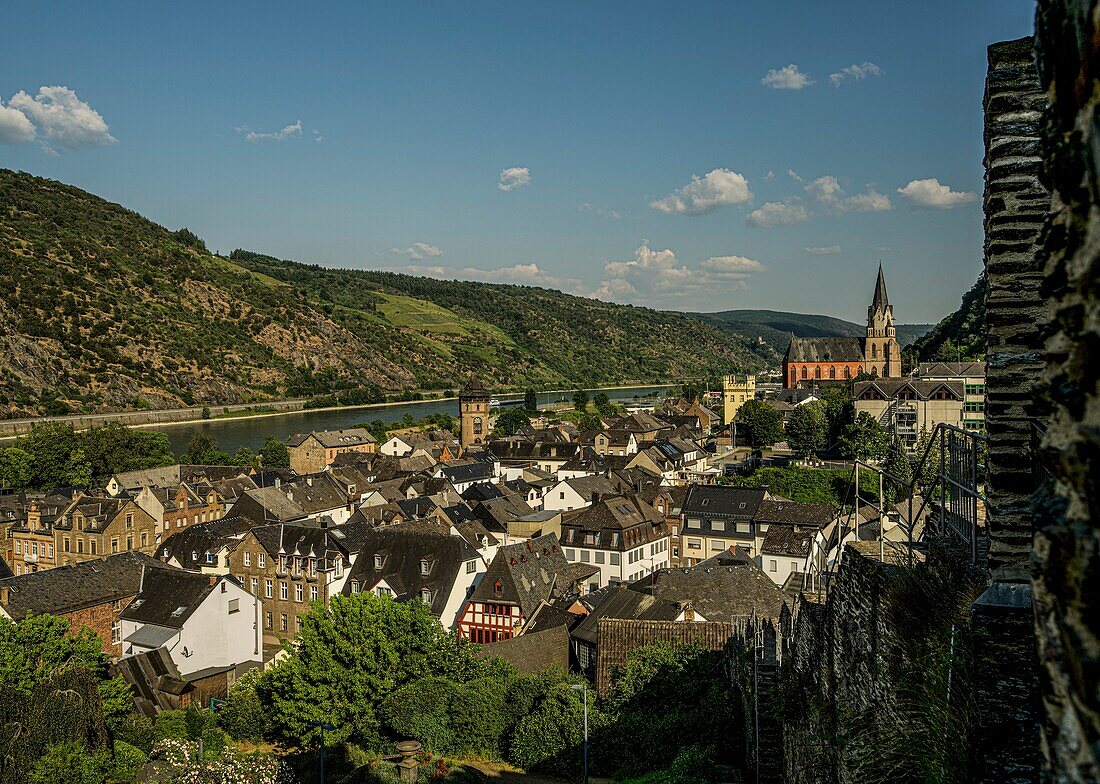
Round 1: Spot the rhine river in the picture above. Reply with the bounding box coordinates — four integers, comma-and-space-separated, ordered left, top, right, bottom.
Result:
155, 385, 674, 456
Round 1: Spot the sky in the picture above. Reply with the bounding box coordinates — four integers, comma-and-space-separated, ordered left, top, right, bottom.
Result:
0, 1, 1035, 323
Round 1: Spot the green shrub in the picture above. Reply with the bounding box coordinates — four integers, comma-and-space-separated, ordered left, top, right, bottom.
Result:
111, 714, 155, 755
216, 669, 268, 741
667, 745, 716, 784
110, 740, 147, 783
153, 710, 189, 742
507, 683, 589, 774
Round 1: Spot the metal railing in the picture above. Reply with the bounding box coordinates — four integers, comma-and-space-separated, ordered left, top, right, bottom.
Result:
805, 423, 989, 597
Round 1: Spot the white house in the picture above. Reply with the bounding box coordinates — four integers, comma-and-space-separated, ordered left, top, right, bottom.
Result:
542, 475, 619, 513
558, 495, 672, 590
119, 566, 261, 676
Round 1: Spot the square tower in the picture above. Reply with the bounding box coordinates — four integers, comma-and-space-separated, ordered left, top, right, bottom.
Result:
459, 377, 491, 447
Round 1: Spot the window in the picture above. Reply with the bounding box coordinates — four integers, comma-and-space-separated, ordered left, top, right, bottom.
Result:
90, 540, 97, 555
473, 417, 483, 435
125, 513, 133, 528
63, 537, 70, 553
310, 585, 318, 601
140, 532, 148, 547
126, 535, 133, 551
419, 588, 431, 603
711, 541, 726, 551
769, 559, 777, 572
466, 560, 477, 574
77, 539, 84, 554
206, 552, 215, 564
686, 538, 701, 549
565, 548, 575, 560
420, 559, 430, 575
279, 582, 288, 600
377, 586, 392, 597
580, 550, 590, 563
296, 615, 303, 633
251, 578, 259, 595
280, 614, 288, 632
244, 552, 251, 567
295, 584, 303, 603
265, 579, 273, 598
265, 611, 273, 629
258, 553, 266, 569
374, 554, 383, 569
595, 552, 605, 564
112, 538, 119, 554
493, 580, 503, 597
111, 621, 121, 645
735, 521, 752, 534
610, 553, 620, 565
791, 561, 800, 573
686, 518, 701, 529
228, 598, 240, 614
351, 580, 360, 594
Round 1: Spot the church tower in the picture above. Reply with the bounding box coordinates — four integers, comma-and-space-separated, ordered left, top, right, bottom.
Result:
458, 376, 491, 447
864, 264, 902, 378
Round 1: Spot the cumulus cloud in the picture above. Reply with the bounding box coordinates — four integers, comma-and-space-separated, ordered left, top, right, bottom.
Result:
829, 62, 884, 87
498, 167, 531, 191
650, 168, 753, 215
747, 200, 809, 228
787, 168, 803, 182
761, 64, 814, 90
0, 100, 35, 144
896, 178, 978, 209
804, 175, 892, 212
804, 245, 842, 255
390, 242, 443, 261
579, 202, 623, 220
238, 120, 303, 142
591, 242, 763, 303
5, 86, 115, 151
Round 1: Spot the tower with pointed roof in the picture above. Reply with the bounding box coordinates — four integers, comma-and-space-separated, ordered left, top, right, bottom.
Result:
864, 264, 901, 378
458, 376, 491, 447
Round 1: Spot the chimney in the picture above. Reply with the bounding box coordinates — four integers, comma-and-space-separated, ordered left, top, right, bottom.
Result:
591, 491, 602, 505
209, 575, 217, 587
0, 586, 9, 605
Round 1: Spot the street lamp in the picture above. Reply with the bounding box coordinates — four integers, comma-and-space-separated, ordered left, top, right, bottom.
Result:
570, 684, 589, 784
309, 721, 336, 784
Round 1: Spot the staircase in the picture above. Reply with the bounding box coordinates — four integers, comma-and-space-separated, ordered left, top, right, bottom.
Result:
781, 571, 807, 602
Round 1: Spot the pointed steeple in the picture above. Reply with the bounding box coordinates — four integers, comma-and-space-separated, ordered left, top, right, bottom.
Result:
871, 263, 889, 312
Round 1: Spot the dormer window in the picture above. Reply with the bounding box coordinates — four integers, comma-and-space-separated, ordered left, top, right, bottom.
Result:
350, 580, 360, 594
493, 580, 503, 597
420, 559, 430, 576
419, 588, 432, 603
374, 554, 383, 569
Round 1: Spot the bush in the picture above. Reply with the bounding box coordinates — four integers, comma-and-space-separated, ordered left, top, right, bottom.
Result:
153, 710, 189, 742
110, 740, 147, 783
667, 745, 716, 784
217, 669, 269, 741
27, 740, 111, 784
507, 683, 589, 774
112, 714, 155, 754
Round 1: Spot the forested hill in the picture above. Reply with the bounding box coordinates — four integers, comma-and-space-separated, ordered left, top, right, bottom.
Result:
909, 274, 987, 361
693, 308, 933, 356
0, 168, 767, 418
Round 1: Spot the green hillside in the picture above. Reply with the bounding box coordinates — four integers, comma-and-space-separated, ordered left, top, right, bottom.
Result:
0, 169, 766, 418
909, 274, 986, 362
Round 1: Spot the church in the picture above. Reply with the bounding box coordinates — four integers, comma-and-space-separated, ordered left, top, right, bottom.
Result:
783, 264, 902, 389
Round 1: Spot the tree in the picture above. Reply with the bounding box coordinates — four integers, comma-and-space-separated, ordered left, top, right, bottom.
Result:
572, 390, 589, 411
0, 447, 33, 488
680, 383, 700, 404
840, 412, 891, 460
259, 592, 508, 748
233, 446, 259, 469
365, 420, 388, 445
785, 401, 828, 457
818, 384, 855, 451
493, 408, 530, 437
27, 740, 111, 784
215, 670, 268, 741
592, 392, 614, 417
882, 438, 914, 505
575, 411, 603, 431
0, 614, 110, 695
181, 433, 229, 465
257, 436, 290, 469
912, 426, 939, 489
736, 400, 784, 448
523, 388, 538, 414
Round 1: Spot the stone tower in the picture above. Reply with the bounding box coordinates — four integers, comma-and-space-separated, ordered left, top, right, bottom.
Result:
722, 374, 756, 426
864, 264, 901, 378
458, 376, 491, 447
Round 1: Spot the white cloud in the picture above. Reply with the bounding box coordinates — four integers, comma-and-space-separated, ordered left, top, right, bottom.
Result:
747, 200, 809, 228
829, 62, 884, 87
761, 65, 814, 90
0, 100, 35, 144
8, 86, 115, 150
591, 242, 763, 303
804, 175, 892, 212
764, 170, 775, 180
650, 168, 753, 215
804, 245, 842, 255
312, 130, 325, 143
787, 168, 803, 182
390, 242, 443, 261
498, 167, 531, 191
896, 178, 978, 209
239, 120, 303, 142
579, 202, 623, 220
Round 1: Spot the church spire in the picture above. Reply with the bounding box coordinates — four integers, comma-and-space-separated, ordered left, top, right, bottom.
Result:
871, 263, 889, 312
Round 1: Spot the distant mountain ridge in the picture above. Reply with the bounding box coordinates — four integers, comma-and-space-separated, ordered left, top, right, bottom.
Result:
0, 169, 769, 418
691, 309, 933, 356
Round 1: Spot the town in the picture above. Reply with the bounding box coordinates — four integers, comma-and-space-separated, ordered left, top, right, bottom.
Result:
1, 3, 1098, 784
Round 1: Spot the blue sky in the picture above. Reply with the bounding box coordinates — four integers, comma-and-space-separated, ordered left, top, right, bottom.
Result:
0, 1, 1034, 322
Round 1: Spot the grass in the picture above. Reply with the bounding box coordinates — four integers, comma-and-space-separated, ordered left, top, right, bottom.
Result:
375, 292, 473, 335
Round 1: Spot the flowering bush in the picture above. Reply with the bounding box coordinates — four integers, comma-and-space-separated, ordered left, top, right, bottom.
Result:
150, 739, 296, 784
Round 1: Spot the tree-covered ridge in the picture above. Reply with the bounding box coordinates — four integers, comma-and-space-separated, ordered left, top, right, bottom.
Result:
909, 273, 987, 362
0, 168, 766, 418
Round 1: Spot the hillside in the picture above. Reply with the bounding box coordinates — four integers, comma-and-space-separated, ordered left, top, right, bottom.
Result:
0, 169, 766, 418
692, 308, 932, 356
909, 274, 987, 361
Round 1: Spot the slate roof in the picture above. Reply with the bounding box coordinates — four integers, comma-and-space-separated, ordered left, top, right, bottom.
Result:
248, 523, 351, 563
469, 534, 590, 618
560, 495, 666, 552
629, 563, 788, 621
156, 517, 256, 569
853, 379, 965, 401
0, 551, 163, 619
286, 428, 375, 448
111, 465, 244, 493
681, 485, 767, 519
481, 623, 570, 674
439, 460, 494, 485
755, 500, 835, 528
761, 526, 818, 558
571, 584, 682, 644
487, 441, 581, 462
460, 376, 489, 398
558, 474, 619, 502
784, 336, 866, 364
341, 520, 478, 619
120, 568, 233, 628
473, 494, 535, 534
916, 361, 987, 379
595, 618, 735, 697
0, 555, 11, 581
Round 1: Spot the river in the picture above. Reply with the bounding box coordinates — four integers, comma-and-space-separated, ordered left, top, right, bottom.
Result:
154, 385, 675, 456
